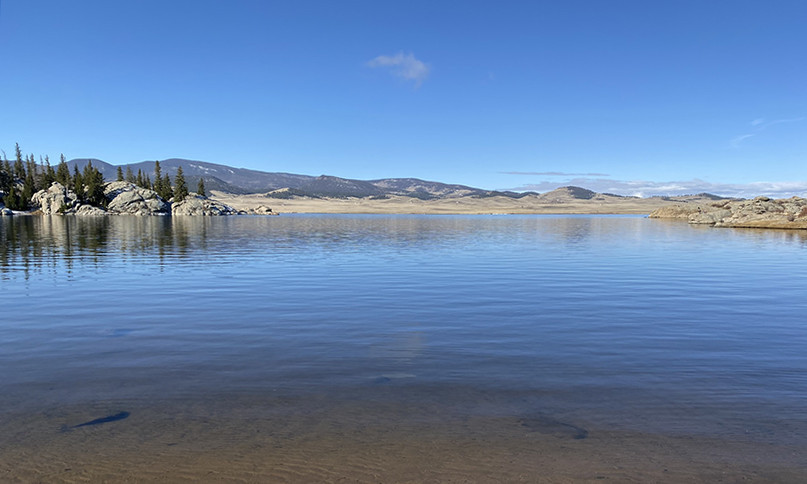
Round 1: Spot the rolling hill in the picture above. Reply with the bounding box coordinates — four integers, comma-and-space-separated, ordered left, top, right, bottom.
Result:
65, 158, 524, 199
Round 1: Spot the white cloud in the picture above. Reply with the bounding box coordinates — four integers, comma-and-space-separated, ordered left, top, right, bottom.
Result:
730, 133, 755, 148
503, 177, 807, 199
501, 171, 611, 177
731, 116, 805, 148
367, 52, 430, 87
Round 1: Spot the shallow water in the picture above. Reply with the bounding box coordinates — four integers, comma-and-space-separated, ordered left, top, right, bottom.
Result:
2, 215, 806, 481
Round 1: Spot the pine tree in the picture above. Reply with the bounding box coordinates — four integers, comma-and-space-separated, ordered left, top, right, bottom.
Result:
125, 166, 135, 183
4, 184, 22, 210
144, 174, 152, 190
162, 174, 174, 200
136, 169, 144, 188
56, 155, 71, 187
116, 166, 124, 182
73, 165, 84, 202
173, 166, 188, 202
43, 156, 56, 188
197, 178, 206, 197
153, 161, 163, 194
0, 162, 10, 197
83, 162, 106, 207
22, 158, 36, 207
13, 143, 24, 178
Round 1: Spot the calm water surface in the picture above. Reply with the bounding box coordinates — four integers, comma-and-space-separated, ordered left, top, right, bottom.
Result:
2, 215, 807, 447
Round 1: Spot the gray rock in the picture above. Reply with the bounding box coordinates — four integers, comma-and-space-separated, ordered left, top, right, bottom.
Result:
650, 195, 807, 229
248, 205, 275, 215
104, 181, 169, 215
688, 209, 731, 224
73, 204, 108, 216
171, 194, 239, 216
715, 196, 807, 228
647, 205, 700, 219
1, 207, 12, 216
31, 182, 80, 214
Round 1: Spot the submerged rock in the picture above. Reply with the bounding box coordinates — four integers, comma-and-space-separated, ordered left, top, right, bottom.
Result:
171, 194, 239, 216
30, 182, 80, 214
104, 181, 169, 216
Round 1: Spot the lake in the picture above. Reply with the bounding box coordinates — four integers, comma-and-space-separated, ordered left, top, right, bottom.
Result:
1, 215, 806, 482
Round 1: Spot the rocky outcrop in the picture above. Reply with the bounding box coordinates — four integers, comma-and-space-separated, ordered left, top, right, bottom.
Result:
74, 204, 108, 216
650, 196, 807, 229
30, 182, 80, 214
647, 205, 700, 220
171, 194, 239, 216
688, 208, 732, 225
104, 182, 169, 215
27, 181, 264, 217
711, 196, 807, 229
246, 205, 275, 215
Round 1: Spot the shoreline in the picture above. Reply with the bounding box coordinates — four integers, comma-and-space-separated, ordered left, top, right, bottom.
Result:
210, 191, 696, 216
2, 397, 804, 483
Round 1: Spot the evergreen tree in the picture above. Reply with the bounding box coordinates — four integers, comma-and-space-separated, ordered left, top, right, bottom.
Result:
4, 184, 22, 210
13, 143, 24, 178
136, 169, 144, 188
1, 156, 26, 210
173, 166, 188, 202
162, 174, 174, 200
56, 155, 71, 187
0, 162, 10, 198
116, 166, 124, 182
73, 165, 85, 202
21, 171, 35, 208
43, 156, 56, 188
153, 161, 163, 194
83, 162, 106, 207
125, 166, 135, 183
2, 160, 15, 209
197, 177, 206, 197
144, 174, 152, 190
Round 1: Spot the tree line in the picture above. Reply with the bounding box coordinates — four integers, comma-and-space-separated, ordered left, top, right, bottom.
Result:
1, 144, 206, 211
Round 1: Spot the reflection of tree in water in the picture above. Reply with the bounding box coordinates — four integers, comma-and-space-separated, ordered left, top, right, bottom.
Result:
0, 216, 209, 277
1, 216, 109, 278
3, 215, 806, 278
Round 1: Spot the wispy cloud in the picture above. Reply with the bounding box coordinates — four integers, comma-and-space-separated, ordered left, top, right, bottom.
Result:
367, 52, 430, 87
501, 171, 611, 177
731, 117, 805, 148
502, 177, 807, 199
729, 133, 756, 148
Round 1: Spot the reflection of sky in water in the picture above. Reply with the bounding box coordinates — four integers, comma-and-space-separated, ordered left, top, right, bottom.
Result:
1, 215, 806, 443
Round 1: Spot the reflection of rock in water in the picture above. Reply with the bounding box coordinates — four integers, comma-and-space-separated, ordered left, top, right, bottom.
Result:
519, 414, 588, 439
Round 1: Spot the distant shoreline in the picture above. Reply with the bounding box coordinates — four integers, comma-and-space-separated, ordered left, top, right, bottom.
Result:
210, 190, 713, 216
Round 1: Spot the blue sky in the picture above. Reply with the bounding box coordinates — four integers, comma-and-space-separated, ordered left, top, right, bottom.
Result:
1, 0, 805, 197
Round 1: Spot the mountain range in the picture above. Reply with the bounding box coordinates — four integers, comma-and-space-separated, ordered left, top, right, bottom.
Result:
66, 158, 729, 202
66, 158, 531, 199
